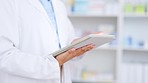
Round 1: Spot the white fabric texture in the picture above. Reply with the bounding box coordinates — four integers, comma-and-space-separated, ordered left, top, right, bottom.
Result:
0, 0, 77, 83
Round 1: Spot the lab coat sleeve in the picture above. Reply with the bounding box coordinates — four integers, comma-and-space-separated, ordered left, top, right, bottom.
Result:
0, 0, 60, 80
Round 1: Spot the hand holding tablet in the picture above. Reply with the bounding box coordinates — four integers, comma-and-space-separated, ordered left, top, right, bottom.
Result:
51, 34, 115, 57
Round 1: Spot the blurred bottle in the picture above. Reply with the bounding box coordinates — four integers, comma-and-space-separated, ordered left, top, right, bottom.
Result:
63, 0, 74, 14
73, 0, 89, 14
124, 0, 134, 14
134, 0, 146, 15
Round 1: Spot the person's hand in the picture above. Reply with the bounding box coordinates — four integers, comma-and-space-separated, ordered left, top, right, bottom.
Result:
55, 32, 103, 66
55, 44, 95, 66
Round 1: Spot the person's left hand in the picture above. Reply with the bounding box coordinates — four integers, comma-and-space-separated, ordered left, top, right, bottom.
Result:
55, 44, 95, 66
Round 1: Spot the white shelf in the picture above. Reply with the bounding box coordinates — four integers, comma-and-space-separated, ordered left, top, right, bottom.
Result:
72, 80, 114, 83
123, 48, 148, 52
68, 14, 118, 18
124, 14, 148, 18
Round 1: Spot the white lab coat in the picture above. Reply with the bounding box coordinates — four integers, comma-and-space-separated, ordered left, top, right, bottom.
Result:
0, 0, 77, 83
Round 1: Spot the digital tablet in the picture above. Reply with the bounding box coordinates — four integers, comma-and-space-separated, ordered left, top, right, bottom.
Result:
51, 34, 115, 57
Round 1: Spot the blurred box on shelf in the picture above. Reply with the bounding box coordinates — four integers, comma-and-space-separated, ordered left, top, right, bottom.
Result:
97, 24, 117, 47
124, 3, 134, 14
63, 0, 119, 15
81, 70, 98, 81
88, 0, 119, 15
97, 24, 115, 35
123, 0, 147, 15
105, 2, 119, 15
123, 36, 132, 48
135, 40, 144, 48
62, 0, 74, 14
135, 4, 146, 15
88, 0, 106, 15
81, 70, 114, 82
73, 0, 89, 14
75, 28, 98, 37
123, 36, 145, 48
97, 72, 114, 82
70, 63, 114, 82
75, 23, 117, 47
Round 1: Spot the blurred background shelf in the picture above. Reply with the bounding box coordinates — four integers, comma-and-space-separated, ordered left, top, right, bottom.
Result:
124, 14, 148, 18
62, 0, 148, 83
72, 80, 115, 83
123, 48, 148, 52
68, 14, 118, 18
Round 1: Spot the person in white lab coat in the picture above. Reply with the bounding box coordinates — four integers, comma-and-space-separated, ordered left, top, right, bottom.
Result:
0, 0, 95, 83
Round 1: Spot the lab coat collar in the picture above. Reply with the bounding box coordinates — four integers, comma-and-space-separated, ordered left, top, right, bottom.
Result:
27, 0, 61, 30
27, 0, 51, 23
28, 0, 64, 48
52, 0, 66, 48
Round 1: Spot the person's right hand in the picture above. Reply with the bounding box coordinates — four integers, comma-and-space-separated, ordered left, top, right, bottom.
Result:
55, 44, 95, 66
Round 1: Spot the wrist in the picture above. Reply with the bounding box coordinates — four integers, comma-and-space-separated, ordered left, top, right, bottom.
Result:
55, 56, 63, 66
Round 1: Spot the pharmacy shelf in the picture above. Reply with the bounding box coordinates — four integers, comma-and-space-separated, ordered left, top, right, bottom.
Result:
68, 14, 118, 18
63, 0, 148, 83
123, 48, 148, 52
72, 80, 114, 83
124, 14, 148, 18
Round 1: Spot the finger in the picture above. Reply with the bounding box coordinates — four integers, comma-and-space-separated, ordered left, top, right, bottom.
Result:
72, 44, 95, 56
67, 48, 77, 57
82, 44, 95, 51
66, 48, 77, 57
75, 46, 89, 56
59, 48, 76, 58
86, 44, 96, 51
67, 48, 76, 54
